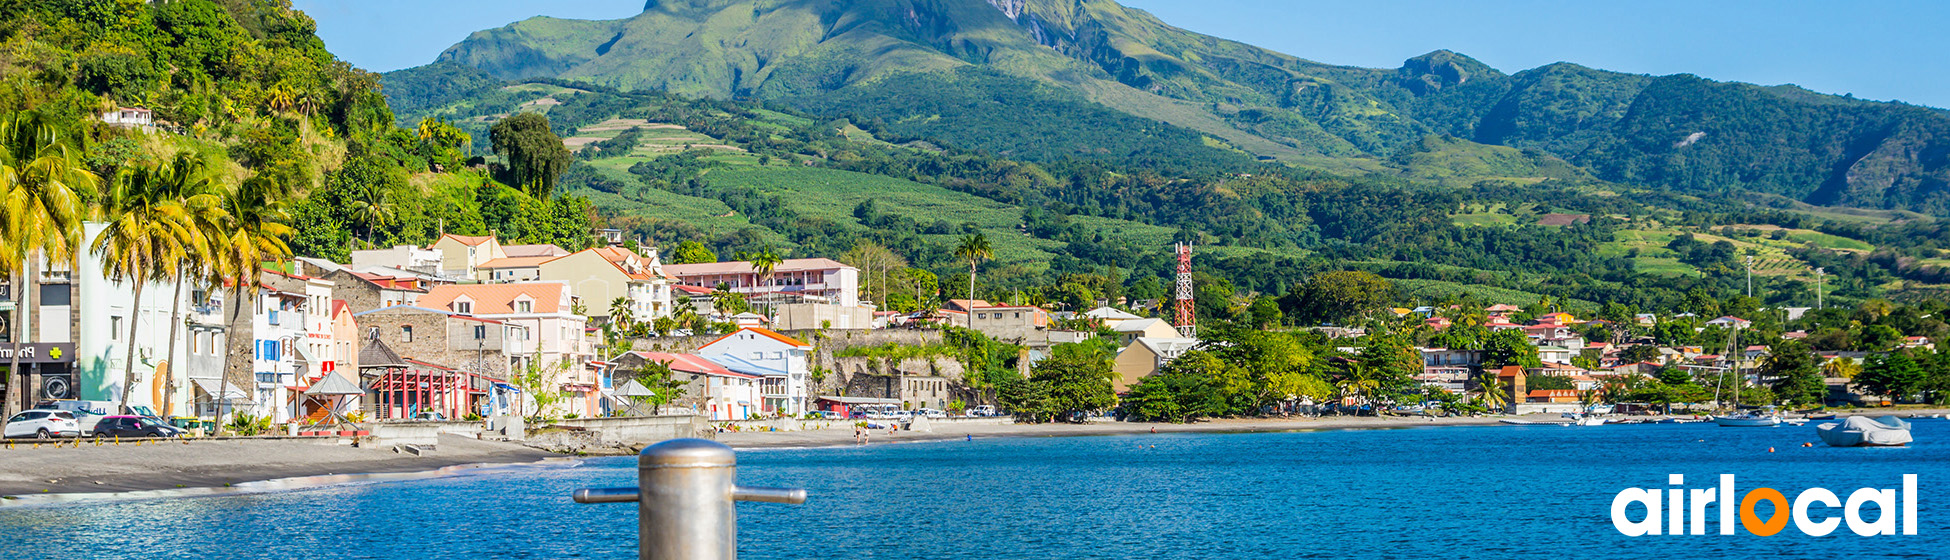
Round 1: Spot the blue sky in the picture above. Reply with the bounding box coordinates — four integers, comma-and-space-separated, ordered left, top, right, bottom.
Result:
295, 0, 1950, 108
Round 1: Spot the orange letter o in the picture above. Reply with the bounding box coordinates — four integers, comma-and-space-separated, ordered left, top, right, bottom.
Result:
1740, 488, 1790, 536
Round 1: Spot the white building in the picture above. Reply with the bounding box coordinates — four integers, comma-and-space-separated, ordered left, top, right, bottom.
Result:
350, 245, 444, 277
664, 258, 860, 308
695, 327, 812, 416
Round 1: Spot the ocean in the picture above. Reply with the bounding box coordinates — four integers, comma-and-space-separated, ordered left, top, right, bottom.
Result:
3, 420, 1945, 559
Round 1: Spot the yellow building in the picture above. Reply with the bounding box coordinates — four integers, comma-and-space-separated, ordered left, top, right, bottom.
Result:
536, 246, 677, 321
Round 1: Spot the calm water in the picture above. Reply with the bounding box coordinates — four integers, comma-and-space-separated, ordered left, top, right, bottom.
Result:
3, 421, 1947, 559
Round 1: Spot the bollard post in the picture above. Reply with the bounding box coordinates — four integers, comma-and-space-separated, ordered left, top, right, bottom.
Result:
573, 438, 805, 560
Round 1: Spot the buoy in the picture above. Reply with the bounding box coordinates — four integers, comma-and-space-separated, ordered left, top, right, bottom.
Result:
1768, 447, 1775, 453
1803, 442, 1814, 447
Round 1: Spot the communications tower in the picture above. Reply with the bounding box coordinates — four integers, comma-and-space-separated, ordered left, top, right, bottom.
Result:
1174, 243, 1195, 337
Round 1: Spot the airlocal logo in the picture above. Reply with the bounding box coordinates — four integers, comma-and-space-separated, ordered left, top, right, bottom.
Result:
1612, 474, 1917, 537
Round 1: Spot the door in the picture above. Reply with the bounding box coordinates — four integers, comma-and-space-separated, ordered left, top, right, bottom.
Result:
3, 413, 31, 438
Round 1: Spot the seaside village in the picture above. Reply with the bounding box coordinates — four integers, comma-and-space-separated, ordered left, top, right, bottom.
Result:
0, 226, 1913, 437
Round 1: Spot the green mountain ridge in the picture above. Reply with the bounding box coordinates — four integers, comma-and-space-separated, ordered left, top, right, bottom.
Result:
421, 0, 1950, 215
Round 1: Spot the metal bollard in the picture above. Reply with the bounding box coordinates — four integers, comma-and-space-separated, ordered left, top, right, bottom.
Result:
573, 438, 806, 560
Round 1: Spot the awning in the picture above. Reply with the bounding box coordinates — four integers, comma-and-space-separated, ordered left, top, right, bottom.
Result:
304, 373, 366, 396
614, 379, 655, 398
292, 342, 318, 364
191, 378, 252, 402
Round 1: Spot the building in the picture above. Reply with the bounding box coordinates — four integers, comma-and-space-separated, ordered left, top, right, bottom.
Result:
1082, 306, 1143, 329
615, 352, 759, 420
1527, 389, 1580, 403
100, 107, 153, 129
431, 233, 504, 280
536, 246, 676, 321
1111, 337, 1200, 392
1112, 318, 1181, 346
1705, 316, 1752, 329
476, 256, 555, 283
349, 245, 444, 277
664, 258, 860, 308
410, 282, 597, 415
222, 269, 337, 423
771, 302, 872, 330
694, 327, 813, 416
297, 258, 434, 313
840, 369, 957, 412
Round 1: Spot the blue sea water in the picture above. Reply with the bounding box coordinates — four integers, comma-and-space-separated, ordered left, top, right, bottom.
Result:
2, 421, 1947, 559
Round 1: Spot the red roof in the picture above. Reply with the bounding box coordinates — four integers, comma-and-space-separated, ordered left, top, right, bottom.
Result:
439, 233, 495, 247
631, 352, 759, 379
699, 326, 812, 350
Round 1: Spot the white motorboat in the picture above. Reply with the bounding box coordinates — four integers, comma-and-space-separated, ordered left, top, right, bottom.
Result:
1816, 416, 1912, 447
1712, 412, 1782, 427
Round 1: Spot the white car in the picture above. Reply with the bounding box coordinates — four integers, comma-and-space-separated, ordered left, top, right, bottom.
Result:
970, 405, 997, 417
5, 410, 81, 439
921, 409, 947, 419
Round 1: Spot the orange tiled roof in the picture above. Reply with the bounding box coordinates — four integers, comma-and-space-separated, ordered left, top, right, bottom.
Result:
478, 256, 560, 269
699, 326, 812, 350
438, 235, 495, 247
418, 283, 566, 315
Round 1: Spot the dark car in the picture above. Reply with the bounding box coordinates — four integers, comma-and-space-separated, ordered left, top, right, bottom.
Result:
93, 415, 180, 438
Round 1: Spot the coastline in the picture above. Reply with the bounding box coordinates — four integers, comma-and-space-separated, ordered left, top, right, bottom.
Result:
7, 408, 1943, 500
0, 434, 561, 499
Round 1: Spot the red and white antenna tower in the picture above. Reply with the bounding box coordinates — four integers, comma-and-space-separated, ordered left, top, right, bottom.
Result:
1174, 242, 1195, 337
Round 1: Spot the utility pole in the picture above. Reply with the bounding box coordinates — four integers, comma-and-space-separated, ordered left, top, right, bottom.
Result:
1174, 243, 1195, 338
1815, 267, 1825, 310
1745, 255, 1754, 299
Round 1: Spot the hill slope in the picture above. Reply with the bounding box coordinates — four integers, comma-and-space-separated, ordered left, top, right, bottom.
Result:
424, 0, 1950, 214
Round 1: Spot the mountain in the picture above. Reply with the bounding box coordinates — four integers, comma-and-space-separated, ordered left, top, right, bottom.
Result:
412, 0, 1950, 215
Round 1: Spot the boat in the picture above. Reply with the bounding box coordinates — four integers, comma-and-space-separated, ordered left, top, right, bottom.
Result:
1808, 414, 1837, 421
1575, 417, 1608, 426
1499, 419, 1536, 425
1816, 416, 1913, 447
1713, 411, 1782, 427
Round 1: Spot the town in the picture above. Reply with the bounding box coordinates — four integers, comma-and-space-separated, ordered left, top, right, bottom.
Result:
5, 223, 1939, 441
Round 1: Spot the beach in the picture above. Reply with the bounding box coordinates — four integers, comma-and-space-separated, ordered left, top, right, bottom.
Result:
6, 408, 1945, 499
0, 434, 559, 498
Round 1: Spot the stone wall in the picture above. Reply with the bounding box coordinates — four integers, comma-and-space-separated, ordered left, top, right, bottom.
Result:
552, 414, 713, 445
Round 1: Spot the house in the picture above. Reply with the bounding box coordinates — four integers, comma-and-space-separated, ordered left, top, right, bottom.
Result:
1526, 362, 1587, 377
664, 258, 860, 308
350, 245, 444, 277
413, 282, 598, 415
615, 352, 759, 420
838, 367, 958, 412
1081, 306, 1143, 329
1416, 348, 1475, 392
303, 300, 363, 420
222, 268, 337, 423
503, 243, 569, 259
297, 259, 433, 313
1111, 337, 1200, 391
1903, 336, 1934, 350
1705, 316, 1751, 329
476, 256, 555, 283
351, 305, 528, 381
966, 303, 1052, 344
537, 245, 676, 321
1424, 316, 1453, 330
1527, 389, 1580, 403
100, 107, 153, 129
1112, 318, 1181, 345
694, 327, 813, 416
431, 233, 505, 279
1634, 313, 1658, 327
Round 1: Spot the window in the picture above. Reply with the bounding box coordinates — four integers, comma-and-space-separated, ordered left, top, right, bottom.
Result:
751, 352, 763, 360
977, 313, 987, 320
772, 352, 783, 360
474, 325, 487, 339
517, 301, 533, 313
455, 301, 472, 314
110, 316, 122, 339
401, 326, 414, 343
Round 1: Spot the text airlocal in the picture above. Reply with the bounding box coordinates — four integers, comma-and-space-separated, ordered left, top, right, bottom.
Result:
1612, 475, 1917, 537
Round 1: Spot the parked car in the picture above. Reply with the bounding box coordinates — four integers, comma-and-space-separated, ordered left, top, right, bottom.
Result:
93, 415, 182, 438
920, 409, 947, 419
970, 405, 997, 417
5, 410, 81, 439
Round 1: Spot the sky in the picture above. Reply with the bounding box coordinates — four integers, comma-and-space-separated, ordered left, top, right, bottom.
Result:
295, 0, 1950, 108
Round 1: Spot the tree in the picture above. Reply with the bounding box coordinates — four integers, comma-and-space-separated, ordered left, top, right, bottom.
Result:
741, 247, 782, 314
1481, 328, 1542, 369
670, 240, 716, 264
1855, 351, 1927, 402
1006, 341, 1115, 423
1761, 340, 1825, 406
94, 157, 198, 411
514, 359, 573, 420
210, 176, 293, 428
1475, 375, 1508, 412
489, 112, 573, 199
0, 112, 96, 418
153, 153, 226, 418
634, 360, 688, 415
1618, 344, 1662, 365
1122, 350, 1228, 422
954, 233, 992, 329
1281, 271, 1393, 325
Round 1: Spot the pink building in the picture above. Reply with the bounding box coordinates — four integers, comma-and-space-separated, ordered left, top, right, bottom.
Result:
664, 258, 859, 307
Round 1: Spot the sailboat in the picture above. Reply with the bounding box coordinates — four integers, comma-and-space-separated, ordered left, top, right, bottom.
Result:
1711, 327, 1781, 427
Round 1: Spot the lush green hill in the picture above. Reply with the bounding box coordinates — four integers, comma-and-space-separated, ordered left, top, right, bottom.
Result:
420, 0, 1950, 216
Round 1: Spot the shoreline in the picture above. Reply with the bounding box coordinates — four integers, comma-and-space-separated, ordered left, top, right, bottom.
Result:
6, 408, 1942, 500
0, 433, 561, 499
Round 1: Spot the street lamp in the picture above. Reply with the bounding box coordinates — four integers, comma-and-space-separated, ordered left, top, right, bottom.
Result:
1815, 267, 1825, 310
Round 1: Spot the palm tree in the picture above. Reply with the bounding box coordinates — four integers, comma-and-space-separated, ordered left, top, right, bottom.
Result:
152, 154, 225, 417
745, 248, 781, 316
94, 158, 197, 411
0, 112, 96, 417
209, 176, 293, 427
347, 183, 391, 249
1476, 375, 1509, 413
953, 233, 992, 329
